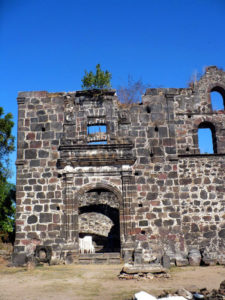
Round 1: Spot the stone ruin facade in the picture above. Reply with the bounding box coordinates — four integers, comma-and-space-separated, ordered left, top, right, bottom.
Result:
14, 66, 225, 266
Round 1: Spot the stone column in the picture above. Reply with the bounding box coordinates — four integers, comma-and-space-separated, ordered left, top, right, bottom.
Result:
64, 172, 78, 244
61, 171, 79, 261
121, 171, 135, 261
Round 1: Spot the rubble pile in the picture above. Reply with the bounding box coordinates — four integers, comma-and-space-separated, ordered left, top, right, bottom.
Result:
133, 281, 225, 300
159, 281, 225, 300
118, 271, 170, 280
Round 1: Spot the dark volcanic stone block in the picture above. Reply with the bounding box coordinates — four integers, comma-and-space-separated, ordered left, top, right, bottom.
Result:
34, 205, 42, 212
169, 212, 180, 218
31, 124, 44, 132
42, 172, 52, 178
219, 229, 225, 238
39, 150, 49, 158
12, 253, 27, 266
200, 190, 208, 199
203, 231, 216, 238
30, 159, 40, 167
158, 127, 168, 138
37, 192, 45, 199
27, 232, 39, 239
191, 223, 199, 232
139, 220, 148, 227
163, 219, 174, 226
154, 219, 162, 226
42, 131, 54, 140
27, 215, 38, 224
39, 115, 48, 122
146, 192, 158, 200
34, 185, 42, 191
161, 254, 170, 269
40, 213, 52, 223
25, 149, 37, 159
165, 147, 176, 154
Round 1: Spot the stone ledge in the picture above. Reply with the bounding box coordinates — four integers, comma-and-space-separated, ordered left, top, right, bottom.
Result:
17, 91, 48, 98
176, 111, 225, 115
75, 89, 116, 97
58, 157, 136, 168
122, 263, 166, 274
178, 153, 225, 158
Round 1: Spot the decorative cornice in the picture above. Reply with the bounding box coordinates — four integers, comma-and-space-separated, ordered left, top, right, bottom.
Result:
59, 142, 133, 151
57, 156, 136, 168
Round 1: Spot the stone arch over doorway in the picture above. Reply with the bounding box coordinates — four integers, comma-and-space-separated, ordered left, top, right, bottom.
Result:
75, 182, 123, 203
75, 183, 123, 254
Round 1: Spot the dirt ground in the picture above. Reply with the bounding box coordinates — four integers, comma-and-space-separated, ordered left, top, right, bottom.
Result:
0, 260, 224, 300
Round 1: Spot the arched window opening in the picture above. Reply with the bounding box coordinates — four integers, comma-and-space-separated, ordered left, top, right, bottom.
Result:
210, 87, 225, 111
198, 122, 217, 154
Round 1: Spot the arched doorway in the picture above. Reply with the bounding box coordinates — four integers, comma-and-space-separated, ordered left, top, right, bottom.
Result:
77, 186, 121, 254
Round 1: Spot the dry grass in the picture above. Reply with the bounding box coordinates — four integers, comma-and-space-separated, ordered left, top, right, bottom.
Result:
0, 264, 224, 300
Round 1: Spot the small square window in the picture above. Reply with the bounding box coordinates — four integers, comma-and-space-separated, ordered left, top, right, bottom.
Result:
87, 125, 106, 135
87, 124, 107, 144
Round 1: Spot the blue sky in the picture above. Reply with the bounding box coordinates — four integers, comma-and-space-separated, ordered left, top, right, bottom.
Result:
1, 0, 225, 183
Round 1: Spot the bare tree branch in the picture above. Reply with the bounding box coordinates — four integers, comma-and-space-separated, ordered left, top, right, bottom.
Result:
117, 75, 150, 104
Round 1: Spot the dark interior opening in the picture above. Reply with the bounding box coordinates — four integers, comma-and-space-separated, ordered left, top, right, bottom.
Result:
79, 202, 120, 253
146, 106, 151, 113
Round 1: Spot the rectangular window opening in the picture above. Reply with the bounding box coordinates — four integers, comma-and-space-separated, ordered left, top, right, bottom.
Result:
87, 124, 107, 135
87, 124, 107, 144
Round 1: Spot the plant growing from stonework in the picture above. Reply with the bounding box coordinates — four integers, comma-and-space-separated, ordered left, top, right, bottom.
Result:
0, 106, 15, 239
81, 64, 112, 90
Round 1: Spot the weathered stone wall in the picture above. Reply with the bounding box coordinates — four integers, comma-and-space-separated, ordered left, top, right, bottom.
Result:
15, 92, 65, 258
14, 66, 225, 265
179, 156, 225, 251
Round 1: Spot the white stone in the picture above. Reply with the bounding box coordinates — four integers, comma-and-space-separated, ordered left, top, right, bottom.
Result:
134, 291, 157, 300
79, 236, 95, 254
63, 165, 75, 172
